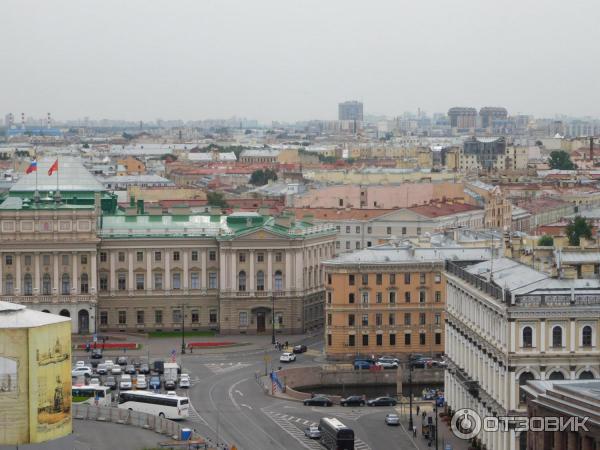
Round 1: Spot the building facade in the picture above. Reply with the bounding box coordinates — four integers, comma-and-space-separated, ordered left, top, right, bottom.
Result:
338, 101, 364, 122
445, 257, 600, 450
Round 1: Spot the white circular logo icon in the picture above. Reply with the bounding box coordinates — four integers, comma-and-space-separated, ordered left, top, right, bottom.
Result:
451, 408, 482, 440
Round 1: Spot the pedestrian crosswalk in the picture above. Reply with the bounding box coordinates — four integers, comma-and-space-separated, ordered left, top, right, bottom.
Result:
204, 362, 250, 374
309, 407, 372, 421
265, 411, 371, 450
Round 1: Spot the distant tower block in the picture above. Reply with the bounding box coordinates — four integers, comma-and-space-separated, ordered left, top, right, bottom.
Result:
47, 112, 52, 128
21, 112, 25, 129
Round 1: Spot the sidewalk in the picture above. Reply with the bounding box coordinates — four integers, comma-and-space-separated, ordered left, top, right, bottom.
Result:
402, 404, 470, 450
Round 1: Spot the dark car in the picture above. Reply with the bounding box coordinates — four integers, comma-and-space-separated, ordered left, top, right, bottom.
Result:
367, 396, 397, 407
293, 345, 307, 354
91, 349, 103, 360
105, 376, 117, 390
303, 396, 333, 407
354, 360, 372, 370
125, 365, 137, 375
152, 360, 164, 375
149, 376, 161, 390
340, 395, 365, 407
164, 379, 176, 390
117, 356, 128, 366
139, 364, 150, 374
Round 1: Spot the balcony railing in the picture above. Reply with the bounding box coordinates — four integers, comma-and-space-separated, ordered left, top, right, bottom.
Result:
445, 260, 509, 303
1, 294, 96, 304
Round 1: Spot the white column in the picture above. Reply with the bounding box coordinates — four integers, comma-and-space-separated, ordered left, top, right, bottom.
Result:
0, 252, 3, 294
295, 250, 302, 290
109, 251, 116, 292
570, 319, 576, 352
285, 251, 292, 290
15, 253, 21, 294
72, 252, 78, 294
540, 321, 545, 353
34, 252, 40, 295
249, 250, 255, 291
90, 251, 97, 294
509, 371, 516, 410
165, 249, 171, 290
53, 253, 60, 294
510, 321, 516, 352
229, 251, 236, 290
127, 250, 134, 291
183, 251, 189, 290
201, 249, 207, 290
146, 251, 152, 292
267, 251, 273, 291
219, 249, 227, 290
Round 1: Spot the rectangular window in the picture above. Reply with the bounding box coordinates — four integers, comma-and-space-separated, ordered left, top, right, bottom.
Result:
405, 333, 411, 345
434, 272, 442, 283
405, 292, 411, 303
172, 273, 181, 290
137, 310, 144, 325
327, 334, 332, 346
386, 227, 392, 235
376, 334, 383, 346
348, 293, 355, 304
43, 254, 50, 265
155, 310, 163, 324
420, 273, 426, 284
257, 252, 264, 262
349, 274, 355, 285
327, 314, 332, 326
375, 313, 382, 326
435, 332, 442, 345
209, 251, 216, 261
417, 227, 421, 235
345, 241, 350, 250
355, 226, 360, 234
336, 241, 341, 249
346, 226, 351, 233
402, 227, 407, 235
100, 311, 108, 325
62, 254, 70, 265
191, 310, 199, 323
376, 273, 382, 285
136, 251, 143, 262
420, 333, 426, 345
355, 241, 360, 249
191, 251, 198, 261
82, 254, 89, 265
5, 255, 12, 265
209, 272, 218, 289
367, 241, 372, 247
173, 251, 180, 262
419, 313, 426, 325
349, 335, 355, 347
209, 309, 217, 324
361, 292, 369, 304
389, 291, 396, 304
154, 273, 163, 290
336, 225, 341, 232
404, 313, 411, 325
348, 314, 355, 326
136, 274, 144, 290
191, 272, 200, 289
362, 334, 369, 346
239, 253, 246, 263
275, 252, 282, 262
117, 252, 125, 263
173, 309, 182, 324
155, 251, 162, 262
99, 274, 108, 291
118, 310, 126, 325
362, 314, 369, 326
419, 290, 426, 303
239, 312, 248, 326
404, 273, 411, 284
389, 313, 395, 325
23, 254, 31, 266
435, 313, 441, 325
435, 291, 441, 302
118, 273, 126, 291
389, 273, 396, 285
100, 252, 107, 263
327, 292, 332, 304
327, 274, 332, 285
390, 333, 396, 346
367, 226, 372, 234
362, 274, 368, 285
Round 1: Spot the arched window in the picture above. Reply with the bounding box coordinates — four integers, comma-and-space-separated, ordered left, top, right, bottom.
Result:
256, 271, 265, 291
548, 371, 565, 381
80, 273, 89, 294
4, 275, 13, 295
274, 271, 283, 291
518, 372, 535, 403
42, 274, 51, 295
582, 325, 593, 347
522, 326, 533, 348
552, 326, 563, 348
23, 273, 33, 295
579, 370, 595, 380
61, 274, 70, 295
238, 271, 246, 291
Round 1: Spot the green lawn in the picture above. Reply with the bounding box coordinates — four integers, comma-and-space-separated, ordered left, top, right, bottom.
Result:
148, 330, 216, 338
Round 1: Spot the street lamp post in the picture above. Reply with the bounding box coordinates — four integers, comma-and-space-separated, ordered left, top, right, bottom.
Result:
181, 304, 186, 354
408, 355, 414, 431
434, 399, 439, 450
271, 294, 276, 345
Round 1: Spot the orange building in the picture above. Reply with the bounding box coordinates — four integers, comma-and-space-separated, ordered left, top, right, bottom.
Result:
323, 245, 491, 360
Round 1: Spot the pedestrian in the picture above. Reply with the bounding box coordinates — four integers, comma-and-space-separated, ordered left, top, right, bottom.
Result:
416, 405, 420, 415
422, 410, 426, 419
412, 425, 417, 437
285, 340, 288, 349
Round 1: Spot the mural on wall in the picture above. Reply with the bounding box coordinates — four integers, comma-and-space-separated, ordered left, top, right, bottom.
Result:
0, 356, 17, 394
28, 322, 72, 443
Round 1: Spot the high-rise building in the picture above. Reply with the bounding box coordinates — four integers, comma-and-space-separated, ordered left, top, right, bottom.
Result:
338, 101, 363, 121
479, 107, 508, 128
447, 107, 477, 129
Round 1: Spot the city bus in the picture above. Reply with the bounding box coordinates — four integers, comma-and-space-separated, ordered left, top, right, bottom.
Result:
71, 385, 112, 407
117, 391, 189, 420
319, 417, 354, 450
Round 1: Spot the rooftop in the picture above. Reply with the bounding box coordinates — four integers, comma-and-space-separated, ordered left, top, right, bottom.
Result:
11, 158, 104, 193
408, 202, 481, 218
0, 301, 71, 328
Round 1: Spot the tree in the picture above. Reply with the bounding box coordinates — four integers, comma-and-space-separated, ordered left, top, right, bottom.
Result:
548, 151, 576, 170
207, 191, 228, 208
82, 143, 90, 149
566, 216, 592, 246
537, 235, 554, 246
249, 169, 278, 186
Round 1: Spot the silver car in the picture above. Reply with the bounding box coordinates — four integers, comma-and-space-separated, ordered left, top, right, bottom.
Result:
385, 413, 400, 426
304, 425, 321, 439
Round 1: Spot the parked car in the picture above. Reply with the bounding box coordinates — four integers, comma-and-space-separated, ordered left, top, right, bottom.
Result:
340, 395, 365, 407
303, 396, 333, 407
111, 365, 122, 375
179, 374, 191, 389
367, 396, 397, 407
72, 366, 92, 378
353, 360, 372, 370
125, 365, 137, 375
411, 358, 432, 369
139, 363, 150, 374
119, 374, 132, 390
117, 356, 128, 366
96, 363, 108, 375
293, 344, 307, 354
90, 359, 100, 369
152, 360, 164, 374
75, 361, 85, 368
149, 376, 161, 390
104, 360, 115, 370
279, 352, 296, 363
304, 425, 321, 439
105, 376, 117, 390
91, 349, 103, 359
377, 356, 400, 364
375, 360, 399, 369
164, 378, 176, 390
385, 413, 400, 426
89, 378, 101, 386
136, 375, 147, 389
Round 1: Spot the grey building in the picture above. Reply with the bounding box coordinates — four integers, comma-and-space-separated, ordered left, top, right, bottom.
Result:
462, 136, 507, 170
479, 107, 508, 128
338, 101, 363, 121
447, 107, 477, 129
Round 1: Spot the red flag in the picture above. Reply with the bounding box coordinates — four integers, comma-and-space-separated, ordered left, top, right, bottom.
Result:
48, 159, 58, 176
26, 160, 37, 174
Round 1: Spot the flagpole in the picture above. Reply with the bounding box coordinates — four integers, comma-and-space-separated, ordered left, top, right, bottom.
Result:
34, 152, 39, 203
56, 156, 60, 203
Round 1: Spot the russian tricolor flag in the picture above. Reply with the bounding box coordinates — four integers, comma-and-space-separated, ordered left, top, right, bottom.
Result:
26, 159, 37, 174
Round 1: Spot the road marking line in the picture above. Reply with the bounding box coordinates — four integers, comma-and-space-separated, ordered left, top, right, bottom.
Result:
227, 377, 248, 411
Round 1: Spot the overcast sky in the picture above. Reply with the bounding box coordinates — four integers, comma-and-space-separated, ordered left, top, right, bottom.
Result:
1, 0, 599, 123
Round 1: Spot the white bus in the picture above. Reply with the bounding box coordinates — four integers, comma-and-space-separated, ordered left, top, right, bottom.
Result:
72, 385, 112, 407
117, 391, 189, 420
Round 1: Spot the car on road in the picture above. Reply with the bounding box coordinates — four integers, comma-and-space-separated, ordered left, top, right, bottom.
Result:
293, 344, 307, 354
117, 356, 128, 366
279, 352, 296, 363
375, 360, 399, 369
149, 376, 161, 390
367, 396, 397, 407
139, 364, 150, 374
152, 360, 165, 374
385, 413, 400, 426
119, 374, 132, 390
135, 375, 147, 390
111, 365, 122, 375
76, 361, 85, 368
125, 365, 137, 375
89, 378, 101, 386
91, 349, 103, 359
353, 360, 372, 370
164, 378, 176, 390
179, 374, 191, 389
411, 358, 432, 369
96, 363, 108, 375
105, 376, 117, 390
72, 366, 92, 378
377, 356, 400, 364
303, 396, 333, 407
304, 425, 321, 439
340, 395, 365, 407
104, 360, 115, 370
